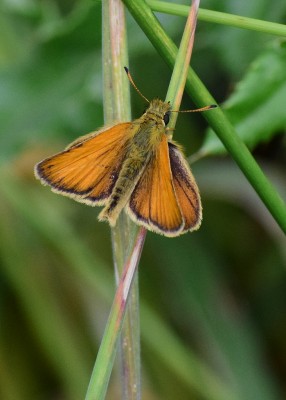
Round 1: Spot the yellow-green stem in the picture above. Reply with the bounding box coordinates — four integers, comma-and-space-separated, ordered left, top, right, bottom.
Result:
123, 0, 286, 234
85, 1, 141, 399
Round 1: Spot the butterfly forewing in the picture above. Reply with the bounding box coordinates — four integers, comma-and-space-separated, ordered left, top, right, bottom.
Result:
168, 142, 202, 231
127, 135, 184, 236
35, 123, 132, 205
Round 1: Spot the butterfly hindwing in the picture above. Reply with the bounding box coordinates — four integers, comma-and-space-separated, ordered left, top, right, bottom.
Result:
127, 135, 184, 236
168, 142, 202, 232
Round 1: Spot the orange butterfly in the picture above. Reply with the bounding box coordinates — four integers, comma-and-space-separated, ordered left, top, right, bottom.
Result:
35, 68, 216, 237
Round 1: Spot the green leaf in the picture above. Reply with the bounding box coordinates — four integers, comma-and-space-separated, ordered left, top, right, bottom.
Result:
198, 40, 286, 157
0, 1, 101, 162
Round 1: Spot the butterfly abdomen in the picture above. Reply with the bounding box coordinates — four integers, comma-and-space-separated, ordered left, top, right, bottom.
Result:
98, 149, 150, 225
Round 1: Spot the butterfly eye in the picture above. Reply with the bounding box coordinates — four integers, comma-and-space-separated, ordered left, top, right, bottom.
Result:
163, 112, 170, 126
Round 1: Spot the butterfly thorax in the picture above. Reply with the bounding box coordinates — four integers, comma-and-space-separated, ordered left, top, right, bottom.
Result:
134, 98, 171, 148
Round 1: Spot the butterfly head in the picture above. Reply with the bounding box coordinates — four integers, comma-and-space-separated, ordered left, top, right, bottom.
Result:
146, 99, 171, 126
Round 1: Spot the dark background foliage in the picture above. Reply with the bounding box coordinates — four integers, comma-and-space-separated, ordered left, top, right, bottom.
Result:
0, 1, 285, 399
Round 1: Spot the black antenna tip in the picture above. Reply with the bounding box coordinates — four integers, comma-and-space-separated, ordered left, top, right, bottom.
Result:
124, 66, 129, 74
209, 104, 217, 109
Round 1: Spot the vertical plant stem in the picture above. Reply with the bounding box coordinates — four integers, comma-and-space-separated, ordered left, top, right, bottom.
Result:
85, 228, 146, 400
102, 1, 141, 399
166, 0, 200, 117
102, 0, 130, 123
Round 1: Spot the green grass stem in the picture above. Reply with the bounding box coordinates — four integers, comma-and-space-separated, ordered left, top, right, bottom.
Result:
147, 1, 286, 37
85, 228, 146, 400
123, 0, 286, 234
85, 1, 142, 398
166, 0, 199, 127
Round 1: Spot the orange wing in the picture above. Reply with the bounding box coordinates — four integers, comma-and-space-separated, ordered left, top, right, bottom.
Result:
126, 135, 184, 237
168, 142, 202, 232
35, 123, 132, 205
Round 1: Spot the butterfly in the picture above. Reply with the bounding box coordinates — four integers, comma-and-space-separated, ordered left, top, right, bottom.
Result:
35, 67, 216, 237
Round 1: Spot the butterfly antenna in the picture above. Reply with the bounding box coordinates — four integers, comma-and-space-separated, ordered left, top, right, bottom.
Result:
171, 104, 217, 113
124, 67, 150, 104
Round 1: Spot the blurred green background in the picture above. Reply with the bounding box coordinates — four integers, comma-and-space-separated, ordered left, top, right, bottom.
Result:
0, 0, 286, 399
